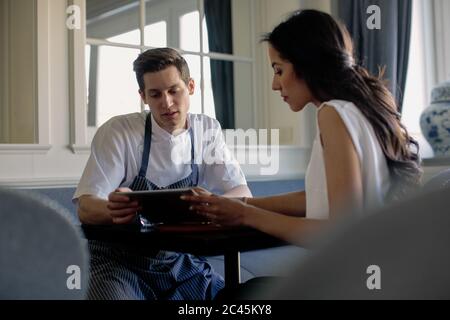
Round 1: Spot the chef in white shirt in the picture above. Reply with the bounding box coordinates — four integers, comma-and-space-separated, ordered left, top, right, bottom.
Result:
73, 47, 251, 300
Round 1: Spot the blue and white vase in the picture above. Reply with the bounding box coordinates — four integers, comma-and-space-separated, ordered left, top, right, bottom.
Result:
420, 79, 450, 157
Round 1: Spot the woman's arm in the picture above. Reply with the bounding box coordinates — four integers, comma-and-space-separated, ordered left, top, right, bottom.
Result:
318, 105, 363, 218
182, 105, 363, 245
221, 184, 306, 217
182, 195, 323, 246
243, 206, 327, 246
222, 185, 252, 198
245, 105, 363, 240
246, 191, 306, 217
194, 185, 306, 217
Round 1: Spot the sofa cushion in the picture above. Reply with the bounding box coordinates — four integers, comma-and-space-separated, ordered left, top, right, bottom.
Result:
248, 180, 304, 197
31, 188, 80, 224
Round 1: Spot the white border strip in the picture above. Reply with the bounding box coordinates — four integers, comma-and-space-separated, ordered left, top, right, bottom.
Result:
0, 146, 310, 187
0, 144, 51, 154
0, 177, 80, 189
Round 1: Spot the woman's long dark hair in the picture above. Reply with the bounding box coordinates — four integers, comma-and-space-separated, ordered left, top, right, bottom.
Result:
263, 10, 422, 201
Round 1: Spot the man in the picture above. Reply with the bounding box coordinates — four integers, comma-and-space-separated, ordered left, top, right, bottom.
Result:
73, 48, 251, 300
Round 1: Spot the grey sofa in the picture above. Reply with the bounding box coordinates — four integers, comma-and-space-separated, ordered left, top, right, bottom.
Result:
30, 180, 308, 282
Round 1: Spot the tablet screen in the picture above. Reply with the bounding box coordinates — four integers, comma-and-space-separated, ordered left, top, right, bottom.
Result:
115, 188, 209, 224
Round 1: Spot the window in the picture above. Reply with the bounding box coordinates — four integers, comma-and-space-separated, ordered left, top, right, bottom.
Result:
179, 11, 215, 118
76, 0, 255, 148
0, 0, 50, 150
402, 0, 434, 158
403, 0, 427, 135
144, 21, 167, 48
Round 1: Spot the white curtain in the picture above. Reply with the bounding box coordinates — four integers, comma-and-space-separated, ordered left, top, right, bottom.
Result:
431, 0, 450, 83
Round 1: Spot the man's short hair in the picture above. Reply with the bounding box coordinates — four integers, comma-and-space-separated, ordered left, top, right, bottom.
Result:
133, 47, 190, 92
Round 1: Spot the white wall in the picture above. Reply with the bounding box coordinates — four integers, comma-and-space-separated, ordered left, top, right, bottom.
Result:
433, 0, 450, 83
300, 0, 331, 12
0, 0, 7, 142
255, 0, 303, 146
254, 0, 332, 147
232, 0, 253, 130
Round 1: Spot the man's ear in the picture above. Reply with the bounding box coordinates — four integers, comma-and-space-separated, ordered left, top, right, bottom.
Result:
188, 78, 195, 95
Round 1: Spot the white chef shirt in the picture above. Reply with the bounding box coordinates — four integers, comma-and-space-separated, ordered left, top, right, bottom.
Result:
73, 111, 247, 201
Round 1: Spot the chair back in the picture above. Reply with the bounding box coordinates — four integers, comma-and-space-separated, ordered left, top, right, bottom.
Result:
0, 188, 88, 299
271, 186, 450, 299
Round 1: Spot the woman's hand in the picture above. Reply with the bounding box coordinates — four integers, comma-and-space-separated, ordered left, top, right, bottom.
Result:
190, 186, 212, 196
107, 187, 141, 224
181, 193, 249, 226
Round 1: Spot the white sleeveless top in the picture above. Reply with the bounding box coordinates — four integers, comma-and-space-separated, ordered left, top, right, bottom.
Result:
305, 100, 390, 219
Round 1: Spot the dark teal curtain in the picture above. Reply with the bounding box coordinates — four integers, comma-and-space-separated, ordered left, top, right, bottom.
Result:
204, 0, 235, 128
338, 0, 413, 112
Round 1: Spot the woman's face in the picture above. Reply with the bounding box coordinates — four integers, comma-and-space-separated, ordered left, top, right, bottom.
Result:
267, 45, 318, 112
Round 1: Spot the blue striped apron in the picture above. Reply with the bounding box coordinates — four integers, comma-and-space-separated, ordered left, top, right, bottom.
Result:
87, 112, 224, 300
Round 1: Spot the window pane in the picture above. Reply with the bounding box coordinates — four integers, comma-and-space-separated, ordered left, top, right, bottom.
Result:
204, 58, 253, 129
144, 0, 181, 47
0, 0, 37, 143
86, 0, 140, 45
144, 21, 167, 47
85, 45, 91, 110
203, 0, 252, 57
183, 55, 202, 115
180, 11, 200, 52
202, 57, 216, 119
402, 0, 427, 135
232, 61, 253, 129
108, 29, 140, 44
202, 17, 209, 53
86, 45, 141, 128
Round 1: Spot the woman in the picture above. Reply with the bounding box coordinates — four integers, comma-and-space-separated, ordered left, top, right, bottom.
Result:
182, 9, 422, 246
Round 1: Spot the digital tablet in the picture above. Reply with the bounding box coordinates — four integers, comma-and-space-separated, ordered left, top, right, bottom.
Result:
115, 188, 209, 224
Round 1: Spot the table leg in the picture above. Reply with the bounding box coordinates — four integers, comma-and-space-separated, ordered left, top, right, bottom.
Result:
224, 251, 241, 288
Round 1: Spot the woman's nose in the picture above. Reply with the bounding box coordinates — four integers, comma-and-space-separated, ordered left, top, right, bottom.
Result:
272, 78, 281, 91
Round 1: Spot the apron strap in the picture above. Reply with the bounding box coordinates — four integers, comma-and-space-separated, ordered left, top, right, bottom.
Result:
139, 112, 198, 185
138, 112, 152, 177
189, 128, 199, 186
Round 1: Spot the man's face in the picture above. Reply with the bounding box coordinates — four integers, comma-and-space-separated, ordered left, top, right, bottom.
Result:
140, 66, 194, 133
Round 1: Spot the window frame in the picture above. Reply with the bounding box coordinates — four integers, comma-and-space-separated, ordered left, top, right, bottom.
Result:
69, 0, 257, 153
0, 0, 51, 154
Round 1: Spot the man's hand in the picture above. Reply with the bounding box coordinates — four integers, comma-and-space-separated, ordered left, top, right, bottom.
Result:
107, 187, 140, 224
